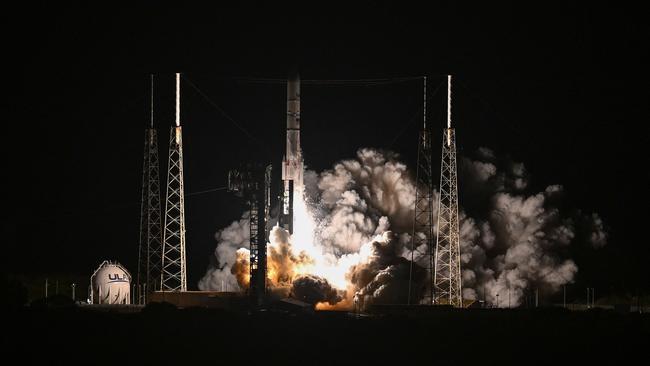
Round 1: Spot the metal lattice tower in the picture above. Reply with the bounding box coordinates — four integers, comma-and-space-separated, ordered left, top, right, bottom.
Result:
408, 76, 435, 305
137, 75, 163, 302
433, 75, 462, 307
161, 73, 187, 292
248, 180, 261, 301
248, 166, 270, 306
227, 164, 270, 306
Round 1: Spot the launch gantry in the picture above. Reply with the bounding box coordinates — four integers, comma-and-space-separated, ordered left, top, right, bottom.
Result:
228, 163, 272, 306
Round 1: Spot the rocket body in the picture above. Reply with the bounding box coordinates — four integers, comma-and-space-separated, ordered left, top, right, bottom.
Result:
281, 73, 303, 233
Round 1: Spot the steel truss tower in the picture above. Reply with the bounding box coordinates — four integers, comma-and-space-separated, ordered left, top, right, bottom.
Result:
433, 75, 462, 307
161, 73, 187, 292
408, 76, 435, 304
227, 163, 271, 306
137, 75, 163, 302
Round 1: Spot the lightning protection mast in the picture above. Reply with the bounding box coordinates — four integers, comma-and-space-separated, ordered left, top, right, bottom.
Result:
408, 76, 435, 305
433, 75, 462, 307
161, 73, 187, 292
137, 75, 163, 303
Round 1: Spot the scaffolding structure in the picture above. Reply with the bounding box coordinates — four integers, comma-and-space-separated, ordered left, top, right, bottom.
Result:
137, 75, 163, 302
433, 75, 462, 307
227, 163, 271, 306
408, 76, 435, 304
161, 73, 187, 292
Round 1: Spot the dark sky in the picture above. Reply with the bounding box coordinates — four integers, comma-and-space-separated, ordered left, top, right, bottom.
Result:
8, 3, 649, 294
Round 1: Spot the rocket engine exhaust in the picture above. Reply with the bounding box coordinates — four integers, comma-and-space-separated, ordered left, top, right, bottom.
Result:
199, 74, 608, 311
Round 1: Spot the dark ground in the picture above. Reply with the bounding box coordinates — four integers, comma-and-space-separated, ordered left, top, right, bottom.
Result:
2, 305, 648, 365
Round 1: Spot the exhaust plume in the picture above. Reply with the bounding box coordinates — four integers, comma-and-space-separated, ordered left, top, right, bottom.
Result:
291, 274, 343, 305
200, 147, 606, 309
198, 212, 250, 292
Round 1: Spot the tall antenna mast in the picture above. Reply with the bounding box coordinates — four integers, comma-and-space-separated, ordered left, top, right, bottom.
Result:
434, 74, 462, 307
161, 72, 187, 292
408, 75, 435, 305
423, 76, 427, 131
447, 75, 452, 129
150, 74, 155, 128
137, 74, 163, 303
175, 73, 180, 127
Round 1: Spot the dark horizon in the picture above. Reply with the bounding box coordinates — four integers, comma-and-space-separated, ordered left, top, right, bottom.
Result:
7, 3, 649, 298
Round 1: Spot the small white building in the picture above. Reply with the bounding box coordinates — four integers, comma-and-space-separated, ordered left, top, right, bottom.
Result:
89, 261, 131, 304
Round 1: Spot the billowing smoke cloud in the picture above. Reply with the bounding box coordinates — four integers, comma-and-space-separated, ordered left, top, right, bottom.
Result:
313, 149, 415, 256
200, 147, 606, 309
348, 231, 426, 308
587, 213, 607, 248
266, 226, 314, 290
231, 248, 250, 289
458, 188, 580, 306
198, 212, 250, 292
291, 274, 342, 305
456, 148, 605, 306
222, 225, 319, 300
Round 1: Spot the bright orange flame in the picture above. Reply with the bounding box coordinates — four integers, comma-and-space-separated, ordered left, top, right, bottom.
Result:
286, 187, 369, 307
230, 185, 373, 309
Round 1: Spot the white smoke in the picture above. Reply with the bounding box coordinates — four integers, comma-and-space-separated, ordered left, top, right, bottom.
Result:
291, 274, 343, 305
459, 187, 581, 306
199, 147, 606, 308
455, 148, 602, 306
198, 212, 250, 292
588, 213, 607, 248
348, 231, 426, 308
313, 149, 415, 257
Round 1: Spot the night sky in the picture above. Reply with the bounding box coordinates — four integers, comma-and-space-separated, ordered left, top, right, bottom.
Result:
8, 3, 649, 295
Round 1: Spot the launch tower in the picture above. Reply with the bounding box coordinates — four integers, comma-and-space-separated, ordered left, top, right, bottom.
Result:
227, 164, 272, 306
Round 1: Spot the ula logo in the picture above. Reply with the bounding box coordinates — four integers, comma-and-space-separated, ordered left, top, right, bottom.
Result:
108, 273, 127, 281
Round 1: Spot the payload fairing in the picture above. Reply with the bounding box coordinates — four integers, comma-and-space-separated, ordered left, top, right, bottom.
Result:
280, 73, 303, 234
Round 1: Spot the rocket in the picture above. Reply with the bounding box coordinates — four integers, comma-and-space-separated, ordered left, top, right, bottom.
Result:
280, 72, 303, 234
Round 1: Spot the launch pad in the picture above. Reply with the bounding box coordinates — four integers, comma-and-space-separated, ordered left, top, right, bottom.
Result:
134, 72, 464, 311
148, 291, 249, 309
